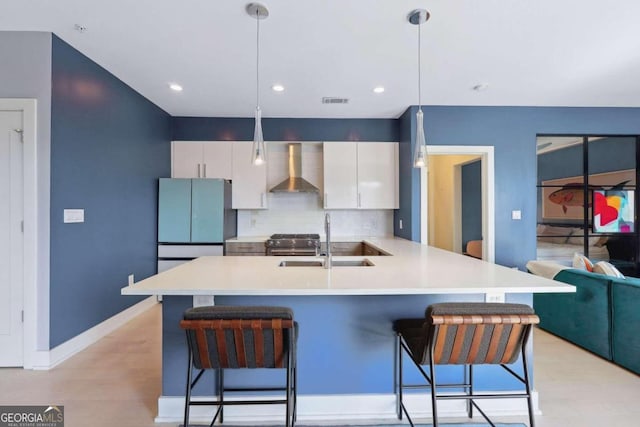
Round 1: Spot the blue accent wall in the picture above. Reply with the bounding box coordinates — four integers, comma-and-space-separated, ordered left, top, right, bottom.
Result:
397, 106, 640, 269
172, 117, 398, 142
462, 160, 482, 249
49, 35, 171, 348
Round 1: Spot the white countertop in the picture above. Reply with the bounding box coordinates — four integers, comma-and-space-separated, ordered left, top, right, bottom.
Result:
122, 237, 574, 296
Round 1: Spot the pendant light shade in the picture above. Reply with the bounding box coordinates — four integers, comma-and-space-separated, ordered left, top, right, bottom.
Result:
408, 9, 430, 169
247, 3, 269, 165
253, 106, 266, 165
413, 108, 427, 168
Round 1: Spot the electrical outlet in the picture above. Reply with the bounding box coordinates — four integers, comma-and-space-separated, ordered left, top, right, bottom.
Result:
512, 210, 522, 220
485, 292, 505, 303
128, 274, 134, 286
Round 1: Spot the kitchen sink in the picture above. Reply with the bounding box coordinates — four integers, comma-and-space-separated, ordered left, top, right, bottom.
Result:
278, 258, 374, 267
278, 260, 324, 267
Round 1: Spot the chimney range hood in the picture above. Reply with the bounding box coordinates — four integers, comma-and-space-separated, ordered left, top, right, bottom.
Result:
269, 143, 319, 193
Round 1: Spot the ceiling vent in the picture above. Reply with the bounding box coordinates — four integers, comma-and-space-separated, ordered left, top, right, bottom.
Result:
322, 97, 349, 104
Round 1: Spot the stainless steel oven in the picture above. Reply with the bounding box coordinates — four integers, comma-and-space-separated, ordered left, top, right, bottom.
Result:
265, 234, 321, 256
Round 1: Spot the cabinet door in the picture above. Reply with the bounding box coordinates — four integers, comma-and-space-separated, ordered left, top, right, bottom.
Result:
232, 142, 268, 209
202, 142, 232, 179
323, 141, 358, 209
172, 142, 203, 178
191, 179, 224, 243
357, 142, 399, 209
158, 178, 192, 242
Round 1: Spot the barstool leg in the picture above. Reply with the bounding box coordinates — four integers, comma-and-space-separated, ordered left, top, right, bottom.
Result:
429, 349, 438, 427
218, 368, 224, 424
184, 349, 193, 427
522, 345, 535, 427
397, 334, 403, 420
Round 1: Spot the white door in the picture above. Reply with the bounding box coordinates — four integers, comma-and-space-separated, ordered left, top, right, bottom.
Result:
0, 110, 24, 366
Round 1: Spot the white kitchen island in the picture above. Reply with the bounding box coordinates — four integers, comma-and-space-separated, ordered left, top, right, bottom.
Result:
121, 237, 573, 424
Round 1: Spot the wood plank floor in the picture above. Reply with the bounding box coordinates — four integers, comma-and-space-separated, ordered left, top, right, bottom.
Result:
0, 303, 638, 426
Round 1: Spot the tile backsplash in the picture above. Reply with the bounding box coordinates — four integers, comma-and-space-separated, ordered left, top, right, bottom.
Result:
237, 192, 393, 237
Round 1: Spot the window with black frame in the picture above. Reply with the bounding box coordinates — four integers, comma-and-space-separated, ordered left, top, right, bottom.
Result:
536, 135, 639, 277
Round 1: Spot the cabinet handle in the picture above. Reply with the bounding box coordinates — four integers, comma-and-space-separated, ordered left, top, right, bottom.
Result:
197, 163, 201, 178
203, 163, 207, 178
324, 193, 328, 208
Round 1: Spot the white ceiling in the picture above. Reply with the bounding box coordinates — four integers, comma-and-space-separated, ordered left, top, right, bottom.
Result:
3, 0, 640, 118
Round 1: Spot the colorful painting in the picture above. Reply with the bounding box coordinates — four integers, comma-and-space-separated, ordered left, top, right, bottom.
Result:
542, 169, 635, 220
593, 189, 635, 233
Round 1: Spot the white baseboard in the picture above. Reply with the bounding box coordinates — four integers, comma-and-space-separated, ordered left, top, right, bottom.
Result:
30, 296, 158, 370
156, 391, 539, 424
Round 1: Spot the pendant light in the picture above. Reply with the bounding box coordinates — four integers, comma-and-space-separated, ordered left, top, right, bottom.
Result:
247, 3, 269, 165
408, 9, 430, 169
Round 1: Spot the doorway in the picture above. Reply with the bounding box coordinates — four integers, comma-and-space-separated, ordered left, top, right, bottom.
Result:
421, 146, 495, 263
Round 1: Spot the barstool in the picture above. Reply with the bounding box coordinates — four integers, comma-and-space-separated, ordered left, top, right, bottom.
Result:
394, 302, 539, 427
180, 305, 297, 426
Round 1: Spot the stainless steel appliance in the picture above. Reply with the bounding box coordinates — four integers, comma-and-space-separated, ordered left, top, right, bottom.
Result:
265, 233, 321, 256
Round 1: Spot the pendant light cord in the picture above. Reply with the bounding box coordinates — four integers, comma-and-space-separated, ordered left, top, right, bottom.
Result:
256, 9, 260, 109
417, 18, 421, 111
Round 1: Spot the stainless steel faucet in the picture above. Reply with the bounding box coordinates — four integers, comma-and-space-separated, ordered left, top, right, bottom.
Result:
324, 212, 332, 269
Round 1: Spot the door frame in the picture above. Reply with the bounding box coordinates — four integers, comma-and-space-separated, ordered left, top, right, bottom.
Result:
0, 99, 37, 368
420, 145, 495, 263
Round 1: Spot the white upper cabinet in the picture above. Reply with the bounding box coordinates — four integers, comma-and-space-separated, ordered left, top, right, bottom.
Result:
232, 141, 268, 209
171, 141, 232, 179
323, 141, 398, 209
323, 142, 358, 209
357, 142, 399, 209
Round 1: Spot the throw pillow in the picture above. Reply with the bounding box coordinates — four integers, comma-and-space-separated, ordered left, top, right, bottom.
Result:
572, 252, 593, 272
593, 261, 625, 279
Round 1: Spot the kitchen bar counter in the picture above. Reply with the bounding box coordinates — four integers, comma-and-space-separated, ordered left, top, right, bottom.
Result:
121, 237, 574, 296
122, 237, 573, 424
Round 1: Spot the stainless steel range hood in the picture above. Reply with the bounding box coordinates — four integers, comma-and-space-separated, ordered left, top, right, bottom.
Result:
270, 143, 319, 193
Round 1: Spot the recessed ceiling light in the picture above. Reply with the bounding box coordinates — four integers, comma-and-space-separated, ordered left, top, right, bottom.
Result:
169, 83, 183, 92
272, 84, 285, 92
373, 86, 385, 94
74, 24, 87, 33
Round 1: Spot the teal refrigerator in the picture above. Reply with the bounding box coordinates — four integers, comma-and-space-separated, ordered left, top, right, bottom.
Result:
157, 178, 237, 272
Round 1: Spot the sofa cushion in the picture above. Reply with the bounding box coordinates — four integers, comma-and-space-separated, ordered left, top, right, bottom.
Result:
592, 261, 625, 278
610, 276, 640, 374
533, 269, 612, 360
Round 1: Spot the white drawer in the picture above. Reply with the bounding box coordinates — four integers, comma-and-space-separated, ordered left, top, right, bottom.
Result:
157, 259, 190, 273
158, 244, 223, 258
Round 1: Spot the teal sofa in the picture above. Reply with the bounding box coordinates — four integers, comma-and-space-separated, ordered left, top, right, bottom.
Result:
533, 268, 640, 375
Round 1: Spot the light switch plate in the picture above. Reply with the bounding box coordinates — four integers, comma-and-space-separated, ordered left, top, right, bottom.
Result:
511, 210, 522, 220
64, 209, 84, 223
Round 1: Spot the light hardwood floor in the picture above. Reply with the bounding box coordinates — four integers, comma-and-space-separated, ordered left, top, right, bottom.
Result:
0, 303, 638, 427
